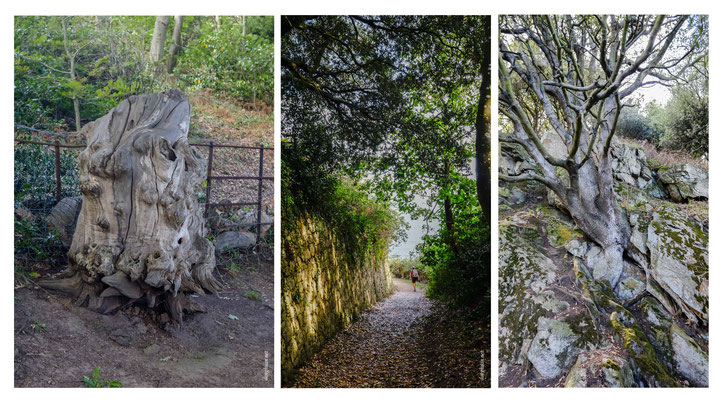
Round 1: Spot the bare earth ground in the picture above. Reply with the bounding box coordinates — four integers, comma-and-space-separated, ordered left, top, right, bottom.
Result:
14, 257, 274, 388
290, 278, 489, 388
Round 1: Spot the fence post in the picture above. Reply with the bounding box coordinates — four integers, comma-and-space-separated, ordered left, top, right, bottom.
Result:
54, 140, 61, 204
205, 141, 214, 215
256, 146, 264, 244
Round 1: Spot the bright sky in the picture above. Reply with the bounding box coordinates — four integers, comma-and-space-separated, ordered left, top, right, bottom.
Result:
388, 157, 476, 258
636, 84, 672, 106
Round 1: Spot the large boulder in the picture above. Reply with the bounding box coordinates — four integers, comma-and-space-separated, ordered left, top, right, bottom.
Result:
499, 142, 537, 177
237, 209, 273, 238
209, 207, 273, 238
527, 317, 581, 379
646, 208, 708, 324
540, 130, 568, 159
214, 231, 257, 253
658, 164, 708, 202
670, 324, 709, 387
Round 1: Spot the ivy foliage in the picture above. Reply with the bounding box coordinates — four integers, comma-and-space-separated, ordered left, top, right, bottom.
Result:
282, 159, 405, 264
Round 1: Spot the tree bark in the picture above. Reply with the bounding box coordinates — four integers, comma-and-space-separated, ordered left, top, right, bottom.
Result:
442, 161, 459, 255
150, 16, 170, 74
40, 90, 221, 323
475, 66, 491, 227
166, 16, 184, 74
474, 22, 491, 227
61, 18, 81, 132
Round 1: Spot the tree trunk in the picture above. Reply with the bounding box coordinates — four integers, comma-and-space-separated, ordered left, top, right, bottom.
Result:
475, 66, 491, 227
166, 16, 184, 74
443, 195, 460, 256
509, 96, 631, 287
150, 16, 170, 74
61, 18, 81, 132
558, 152, 631, 287
474, 25, 491, 227
40, 90, 222, 324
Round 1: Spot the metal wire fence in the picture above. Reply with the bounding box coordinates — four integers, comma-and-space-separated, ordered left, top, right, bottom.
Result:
14, 137, 274, 273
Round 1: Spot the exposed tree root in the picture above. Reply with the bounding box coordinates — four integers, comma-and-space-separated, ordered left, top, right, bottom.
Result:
39, 270, 212, 324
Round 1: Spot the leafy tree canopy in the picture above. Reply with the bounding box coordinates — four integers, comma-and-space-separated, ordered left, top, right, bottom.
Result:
282, 15, 489, 218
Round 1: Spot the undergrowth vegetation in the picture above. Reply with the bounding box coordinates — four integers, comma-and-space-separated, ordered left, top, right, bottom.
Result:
418, 176, 490, 317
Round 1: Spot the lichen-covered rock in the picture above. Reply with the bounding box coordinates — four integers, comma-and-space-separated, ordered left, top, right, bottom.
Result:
647, 208, 708, 324
584, 244, 624, 289
564, 348, 635, 387
614, 261, 646, 302
527, 317, 581, 379
499, 220, 560, 384
507, 186, 527, 205
543, 213, 583, 248
500, 142, 537, 177
499, 215, 600, 385
658, 164, 708, 202
636, 297, 675, 371
540, 130, 568, 159
616, 277, 645, 302
670, 324, 708, 387
628, 212, 649, 255
611, 139, 653, 189
609, 310, 679, 387
564, 238, 589, 258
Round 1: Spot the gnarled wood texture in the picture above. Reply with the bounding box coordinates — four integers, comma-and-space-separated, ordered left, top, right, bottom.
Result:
41, 90, 221, 323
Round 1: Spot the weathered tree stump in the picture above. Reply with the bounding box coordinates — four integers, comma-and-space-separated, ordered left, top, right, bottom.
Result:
40, 90, 221, 323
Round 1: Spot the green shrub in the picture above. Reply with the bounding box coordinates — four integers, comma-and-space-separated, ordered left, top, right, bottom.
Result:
658, 86, 709, 157
176, 17, 273, 105
83, 367, 122, 388
282, 147, 404, 264
616, 106, 661, 143
418, 176, 490, 315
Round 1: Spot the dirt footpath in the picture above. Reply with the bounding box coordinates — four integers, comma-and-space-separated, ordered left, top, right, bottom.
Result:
291, 278, 489, 388
14, 259, 274, 388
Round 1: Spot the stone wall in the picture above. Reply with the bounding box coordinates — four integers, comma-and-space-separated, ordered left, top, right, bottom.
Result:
281, 213, 394, 384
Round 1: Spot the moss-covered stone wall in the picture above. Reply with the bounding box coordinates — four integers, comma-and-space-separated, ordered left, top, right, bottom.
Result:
281, 213, 394, 384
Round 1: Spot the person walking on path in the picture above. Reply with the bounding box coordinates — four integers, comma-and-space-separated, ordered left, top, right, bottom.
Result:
410, 266, 419, 292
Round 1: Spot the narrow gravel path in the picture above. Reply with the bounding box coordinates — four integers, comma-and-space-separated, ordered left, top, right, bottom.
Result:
292, 278, 436, 387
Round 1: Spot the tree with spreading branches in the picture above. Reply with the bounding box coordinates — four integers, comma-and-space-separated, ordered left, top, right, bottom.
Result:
499, 15, 706, 287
